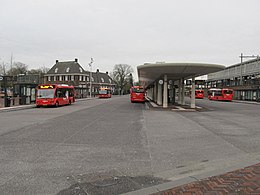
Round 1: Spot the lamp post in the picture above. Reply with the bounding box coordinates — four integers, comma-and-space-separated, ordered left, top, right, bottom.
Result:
89, 58, 94, 98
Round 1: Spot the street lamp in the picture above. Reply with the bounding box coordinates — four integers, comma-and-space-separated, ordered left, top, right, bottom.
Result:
89, 58, 94, 98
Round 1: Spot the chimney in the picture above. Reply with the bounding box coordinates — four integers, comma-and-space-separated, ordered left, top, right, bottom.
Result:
96, 69, 99, 72
106, 71, 108, 74
56, 60, 59, 63
75, 58, 78, 62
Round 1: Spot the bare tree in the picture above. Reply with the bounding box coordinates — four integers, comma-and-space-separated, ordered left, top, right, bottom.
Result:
111, 64, 134, 95
6, 62, 28, 76
28, 66, 50, 75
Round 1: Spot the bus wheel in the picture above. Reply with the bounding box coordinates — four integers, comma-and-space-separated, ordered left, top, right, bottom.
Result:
55, 101, 59, 107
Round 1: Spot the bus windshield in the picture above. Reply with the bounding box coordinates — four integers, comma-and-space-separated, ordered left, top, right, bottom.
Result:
132, 88, 144, 93
37, 89, 55, 99
99, 90, 108, 94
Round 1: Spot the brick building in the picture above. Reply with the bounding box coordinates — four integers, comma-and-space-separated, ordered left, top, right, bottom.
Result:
44, 59, 115, 98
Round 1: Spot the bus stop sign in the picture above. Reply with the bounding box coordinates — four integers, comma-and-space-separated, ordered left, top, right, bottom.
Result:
0, 76, 3, 81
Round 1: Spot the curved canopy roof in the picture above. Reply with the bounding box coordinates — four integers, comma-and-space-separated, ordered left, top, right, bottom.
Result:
137, 62, 225, 87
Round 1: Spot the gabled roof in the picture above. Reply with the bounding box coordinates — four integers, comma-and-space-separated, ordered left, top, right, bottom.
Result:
47, 60, 86, 74
92, 72, 115, 85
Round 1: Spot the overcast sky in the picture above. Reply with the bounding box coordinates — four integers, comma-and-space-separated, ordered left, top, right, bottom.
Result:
0, 0, 259, 78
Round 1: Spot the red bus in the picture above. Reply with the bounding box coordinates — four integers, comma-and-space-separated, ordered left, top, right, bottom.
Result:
190, 89, 204, 99
208, 88, 234, 101
36, 84, 75, 107
98, 87, 112, 98
195, 89, 204, 99
130, 86, 145, 103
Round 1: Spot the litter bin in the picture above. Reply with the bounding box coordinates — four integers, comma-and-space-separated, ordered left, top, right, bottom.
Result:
6, 97, 11, 107
20, 96, 27, 105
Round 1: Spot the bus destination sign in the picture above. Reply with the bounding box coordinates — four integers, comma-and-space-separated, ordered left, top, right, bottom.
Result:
39, 85, 55, 89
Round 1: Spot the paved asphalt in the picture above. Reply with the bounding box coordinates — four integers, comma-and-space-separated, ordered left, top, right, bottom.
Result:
0, 96, 259, 195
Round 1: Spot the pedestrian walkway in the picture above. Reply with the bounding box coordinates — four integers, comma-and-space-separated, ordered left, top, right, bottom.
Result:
152, 163, 260, 195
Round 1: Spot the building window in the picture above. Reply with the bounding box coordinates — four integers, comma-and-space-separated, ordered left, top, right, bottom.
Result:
83, 76, 86, 81
51, 76, 54, 81
109, 79, 112, 83
87, 76, 89, 82
55, 68, 58, 73
65, 75, 68, 81
62, 75, 65, 81
71, 75, 74, 81
101, 78, 104, 82
79, 75, 82, 81
91, 77, 94, 82
59, 76, 62, 81
56, 76, 59, 81
79, 68, 83, 73
48, 76, 51, 81
68, 75, 71, 80
66, 67, 70, 73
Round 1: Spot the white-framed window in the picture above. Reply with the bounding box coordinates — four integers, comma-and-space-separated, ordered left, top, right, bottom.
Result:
79, 75, 82, 81
109, 79, 112, 83
79, 67, 83, 73
48, 76, 51, 81
65, 75, 68, 81
66, 67, 70, 73
87, 77, 89, 82
59, 76, 62, 81
71, 75, 74, 81
55, 68, 58, 73
101, 78, 104, 82
54, 76, 56, 81
91, 77, 94, 82
83, 76, 86, 81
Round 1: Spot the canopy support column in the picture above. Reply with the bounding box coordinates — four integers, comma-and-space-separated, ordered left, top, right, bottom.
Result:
157, 81, 162, 106
191, 77, 196, 108
181, 78, 185, 105
163, 75, 168, 108
154, 81, 157, 102
178, 79, 182, 104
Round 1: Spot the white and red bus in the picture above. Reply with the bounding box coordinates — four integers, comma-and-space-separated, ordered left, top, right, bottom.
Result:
208, 88, 234, 101
36, 84, 75, 107
130, 86, 145, 103
98, 87, 112, 98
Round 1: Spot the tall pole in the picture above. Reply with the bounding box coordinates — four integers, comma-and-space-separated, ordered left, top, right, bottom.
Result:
10, 53, 13, 75
3, 76, 8, 107
89, 58, 94, 98
240, 53, 243, 85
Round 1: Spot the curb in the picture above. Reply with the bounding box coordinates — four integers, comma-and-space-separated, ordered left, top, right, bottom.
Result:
0, 98, 96, 113
0, 104, 35, 113
232, 100, 260, 105
122, 158, 260, 195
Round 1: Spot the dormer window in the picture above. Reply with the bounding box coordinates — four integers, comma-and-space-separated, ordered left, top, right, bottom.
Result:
66, 67, 70, 73
101, 78, 104, 83
109, 79, 112, 83
91, 77, 94, 82
79, 67, 83, 73
54, 68, 58, 73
